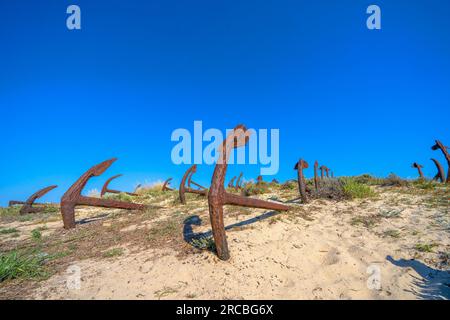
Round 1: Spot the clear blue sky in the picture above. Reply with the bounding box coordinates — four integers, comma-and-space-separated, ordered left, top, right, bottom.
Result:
1, 1, 449, 206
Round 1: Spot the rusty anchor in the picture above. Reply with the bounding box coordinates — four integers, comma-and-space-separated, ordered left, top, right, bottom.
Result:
60, 158, 146, 229
430, 158, 445, 183
313, 161, 319, 192
9, 185, 58, 215
208, 124, 290, 261
412, 162, 425, 179
179, 165, 208, 204
294, 159, 309, 203
431, 140, 450, 183
100, 174, 139, 197
228, 176, 236, 189
162, 178, 174, 191
319, 165, 328, 179
235, 172, 244, 190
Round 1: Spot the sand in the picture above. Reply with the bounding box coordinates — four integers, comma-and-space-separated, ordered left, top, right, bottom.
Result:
1, 185, 449, 300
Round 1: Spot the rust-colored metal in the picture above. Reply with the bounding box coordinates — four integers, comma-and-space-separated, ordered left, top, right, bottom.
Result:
235, 172, 244, 190
294, 159, 309, 203
100, 174, 139, 197
319, 165, 327, 179
162, 178, 173, 191
325, 167, 330, 178
208, 124, 290, 261
9, 185, 58, 215
228, 176, 236, 189
431, 140, 450, 183
412, 162, 425, 179
313, 161, 319, 192
60, 159, 146, 229
9, 200, 26, 206
179, 165, 208, 204
430, 158, 445, 183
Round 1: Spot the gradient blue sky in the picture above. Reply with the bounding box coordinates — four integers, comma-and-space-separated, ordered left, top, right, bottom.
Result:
1, 0, 449, 206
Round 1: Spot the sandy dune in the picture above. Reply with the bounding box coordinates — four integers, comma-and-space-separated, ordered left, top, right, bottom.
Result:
1, 185, 449, 300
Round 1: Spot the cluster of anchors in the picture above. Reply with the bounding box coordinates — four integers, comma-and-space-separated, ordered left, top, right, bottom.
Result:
411, 140, 450, 183
8, 127, 448, 260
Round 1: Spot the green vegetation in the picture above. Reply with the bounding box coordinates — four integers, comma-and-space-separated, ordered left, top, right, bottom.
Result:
0, 227, 19, 235
148, 217, 181, 242
0, 249, 49, 282
104, 192, 135, 203
350, 216, 379, 228
242, 182, 269, 196
190, 237, 216, 251
382, 229, 401, 238
340, 178, 376, 199
415, 243, 438, 253
103, 248, 124, 258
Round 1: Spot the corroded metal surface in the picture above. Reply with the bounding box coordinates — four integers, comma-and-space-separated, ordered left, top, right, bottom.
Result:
60, 158, 146, 229
412, 162, 425, 179
162, 178, 173, 191
313, 161, 319, 192
179, 165, 207, 204
430, 158, 445, 183
294, 159, 309, 203
100, 174, 138, 197
9, 185, 58, 215
208, 124, 290, 261
431, 140, 450, 183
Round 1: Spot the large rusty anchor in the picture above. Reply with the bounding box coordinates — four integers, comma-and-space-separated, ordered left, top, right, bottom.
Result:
412, 162, 425, 179
294, 159, 309, 203
9, 185, 58, 215
430, 158, 445, 183
179, 165, 207, 204
313, 161, 319, 192
208, 125, 290, 261
60, 158, 146, 229
162, 178, 174, 191
431, 140, 450, 183
100, 174, 139, 197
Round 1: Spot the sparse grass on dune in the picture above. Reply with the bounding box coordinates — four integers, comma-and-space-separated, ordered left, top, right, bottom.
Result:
340, 177, 376, 199
241, 182, 270, 196
103, 192, 135, 203
0, 205, 60, 223
0, 249, 49, 283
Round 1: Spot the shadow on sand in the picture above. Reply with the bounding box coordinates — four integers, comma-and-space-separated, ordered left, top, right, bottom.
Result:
387, 255, 450, 300
183, 210, 280, 245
